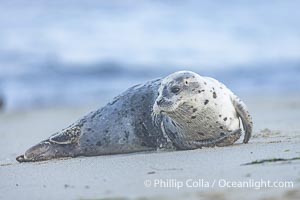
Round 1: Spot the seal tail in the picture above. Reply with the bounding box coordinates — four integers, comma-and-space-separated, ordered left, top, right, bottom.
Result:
16, 140, 78, 162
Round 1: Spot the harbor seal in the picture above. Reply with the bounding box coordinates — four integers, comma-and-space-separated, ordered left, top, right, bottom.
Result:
16, 71, 253, 162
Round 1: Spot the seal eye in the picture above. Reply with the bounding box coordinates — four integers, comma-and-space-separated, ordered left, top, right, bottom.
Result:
170, 86, 181, 94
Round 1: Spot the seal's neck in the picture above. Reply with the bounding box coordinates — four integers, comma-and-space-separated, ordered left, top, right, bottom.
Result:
167, 103, 202, 131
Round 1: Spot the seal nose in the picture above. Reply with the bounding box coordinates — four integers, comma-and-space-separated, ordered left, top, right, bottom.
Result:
156, 98, 166, 106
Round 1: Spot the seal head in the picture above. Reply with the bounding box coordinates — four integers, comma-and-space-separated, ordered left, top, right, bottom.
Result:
153, 71, 202, 115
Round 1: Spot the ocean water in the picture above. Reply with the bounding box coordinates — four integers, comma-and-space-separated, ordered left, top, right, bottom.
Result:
0, 0, 299, 111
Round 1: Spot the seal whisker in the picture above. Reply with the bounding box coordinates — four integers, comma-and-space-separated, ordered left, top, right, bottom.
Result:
151, 112, 160, 127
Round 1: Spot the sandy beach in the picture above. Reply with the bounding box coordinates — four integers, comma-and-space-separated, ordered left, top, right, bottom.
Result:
0, 94, 299, 200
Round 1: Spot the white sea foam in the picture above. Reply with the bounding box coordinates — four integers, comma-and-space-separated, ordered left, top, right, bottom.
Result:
0, 0, 299, 110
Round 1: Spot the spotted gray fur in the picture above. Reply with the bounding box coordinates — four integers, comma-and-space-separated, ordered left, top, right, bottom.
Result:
16, 71, 253, 162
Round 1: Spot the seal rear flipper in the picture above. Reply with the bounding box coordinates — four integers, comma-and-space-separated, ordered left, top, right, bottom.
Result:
16, 140, 79, 162
49, 126, 81, 144
16, 126, 82, 162
231, 95, 253, 143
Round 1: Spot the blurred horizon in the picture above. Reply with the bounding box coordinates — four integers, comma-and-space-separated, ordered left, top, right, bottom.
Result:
0, 0, 300, 111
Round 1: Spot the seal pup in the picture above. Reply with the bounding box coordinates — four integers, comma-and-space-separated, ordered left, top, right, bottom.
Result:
16, 71, 252, 162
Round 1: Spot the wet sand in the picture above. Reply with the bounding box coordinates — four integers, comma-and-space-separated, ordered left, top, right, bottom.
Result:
0, 95, 299, 200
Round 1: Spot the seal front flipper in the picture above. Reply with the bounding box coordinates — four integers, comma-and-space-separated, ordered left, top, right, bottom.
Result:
16, 126, 81, 162
231, 95, 253, 144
